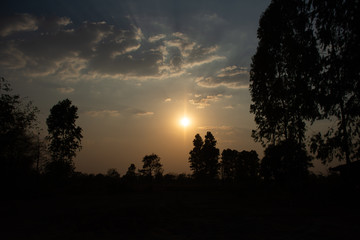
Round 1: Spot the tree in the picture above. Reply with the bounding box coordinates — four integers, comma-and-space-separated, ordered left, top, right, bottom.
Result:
125, 163, 137, 177
0, 77, 39, 179
250, 0, 320, 146
221, 149, 238, 181
310, 0, 360, 165
139, 154, 163, 178
220, 149, 260, 182
106, 168, 120, 178
236, 150, 260, 181
189, 132, 219, 181
46, 99, 82, 177
260, 140, 312, 185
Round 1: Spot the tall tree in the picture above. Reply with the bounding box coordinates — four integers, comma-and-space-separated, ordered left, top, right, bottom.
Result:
250, 0, 320, 146
0, 77, 39, 179
310, 0, 360, 165
139, 154, 163, 178
189, 132, 219, 180
46, 99, 82, 177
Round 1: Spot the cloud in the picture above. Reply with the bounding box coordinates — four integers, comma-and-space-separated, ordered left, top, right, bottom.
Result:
188, 94, 231, 108
148, 34, 166, 42
0, 14, 38, 37
57, 87, 75, 93
164, 98, 172, 102
0, 14, 226, 83
86, 110, 121, 118
135, 111, 154, 117
196, 65, 249, 89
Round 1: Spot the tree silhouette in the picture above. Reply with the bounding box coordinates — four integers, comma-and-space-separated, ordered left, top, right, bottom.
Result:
261, 140, 312, 185
236, 150, 260, 181
0, 77, 39, 179
310, 0, 360, 165
221, 149, 238, 181
46, 99, 82, 178
221, 149, 259, 182
250, 0, 320, 146
125, 163, 137, 177
189, 132, 219, 181
139, 154, 163, 178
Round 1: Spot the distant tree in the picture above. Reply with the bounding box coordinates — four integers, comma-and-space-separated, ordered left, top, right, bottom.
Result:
46, 99, 82, 177
220, 149, 238, 180
139, 154, 163, 178
106, 168, 120, 178
0, 77, 39, 179
310, 0, 360, 165
221, 149, 260, 182
260, 140, 312, 185
125, 163, 137, 177
250, 0, 320, 146
189, 132, 219, 181
236, 150, 260, 181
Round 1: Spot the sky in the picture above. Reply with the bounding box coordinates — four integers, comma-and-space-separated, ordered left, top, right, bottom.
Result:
2, 0, 328, 175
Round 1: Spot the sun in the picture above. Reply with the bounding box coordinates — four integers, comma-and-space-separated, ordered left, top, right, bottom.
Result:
180, 117, 190, 127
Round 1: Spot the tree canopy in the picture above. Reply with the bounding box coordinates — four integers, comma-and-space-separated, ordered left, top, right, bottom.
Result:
0, 77, 39, 178
46, 98, 82, 177
189, 132, 219, 181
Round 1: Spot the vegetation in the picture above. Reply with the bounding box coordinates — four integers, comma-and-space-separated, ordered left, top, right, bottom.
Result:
46, 99, 83, 178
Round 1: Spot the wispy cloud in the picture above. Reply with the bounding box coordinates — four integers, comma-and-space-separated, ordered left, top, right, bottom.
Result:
57, 87, 74, 94
86, 110, 121, 118
196, 65, 249, 89
188, 94, 231, 108
136, 111, 154, 117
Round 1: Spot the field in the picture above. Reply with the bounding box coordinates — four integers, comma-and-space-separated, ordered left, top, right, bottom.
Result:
1, 185, 360, 239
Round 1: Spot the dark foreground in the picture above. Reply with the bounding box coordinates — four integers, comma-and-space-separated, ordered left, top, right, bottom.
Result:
1, 184, 360, 240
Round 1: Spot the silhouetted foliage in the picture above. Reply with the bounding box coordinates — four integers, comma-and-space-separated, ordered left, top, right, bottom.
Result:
139, 154, 163, 179
189, 132, 219, 181
310, 0, 360, 165
261, 140, 312, 185
106, 168, 120, 178
221, 149, 238, 181
0, 77, 39, 180
237, 150, 260, 181
221, 149, 260, 182
250, 0, 320, 146
45, 99, 82, 178
125, 163, 137, 177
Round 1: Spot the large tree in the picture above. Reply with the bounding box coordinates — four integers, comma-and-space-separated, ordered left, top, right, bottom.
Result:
310, 0, 360, 165
0, 77, 39, 179
46, 99, 82, 177
189, 132, 219, 180
250, 0, 320, 146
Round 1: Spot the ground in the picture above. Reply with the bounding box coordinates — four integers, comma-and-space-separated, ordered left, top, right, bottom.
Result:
1, 185, 360, 239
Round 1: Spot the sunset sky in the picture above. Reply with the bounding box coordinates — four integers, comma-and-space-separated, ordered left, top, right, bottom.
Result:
1, 0, 328, 175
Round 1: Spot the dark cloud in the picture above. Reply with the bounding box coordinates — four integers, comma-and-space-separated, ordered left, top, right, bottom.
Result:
0, 14, 226, 81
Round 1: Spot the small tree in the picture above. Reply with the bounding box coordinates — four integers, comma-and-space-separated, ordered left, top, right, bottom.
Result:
139, 154, 163, 178
46, 99, 82, 177
125, 163, 137, 177
106, 168, 120, 178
